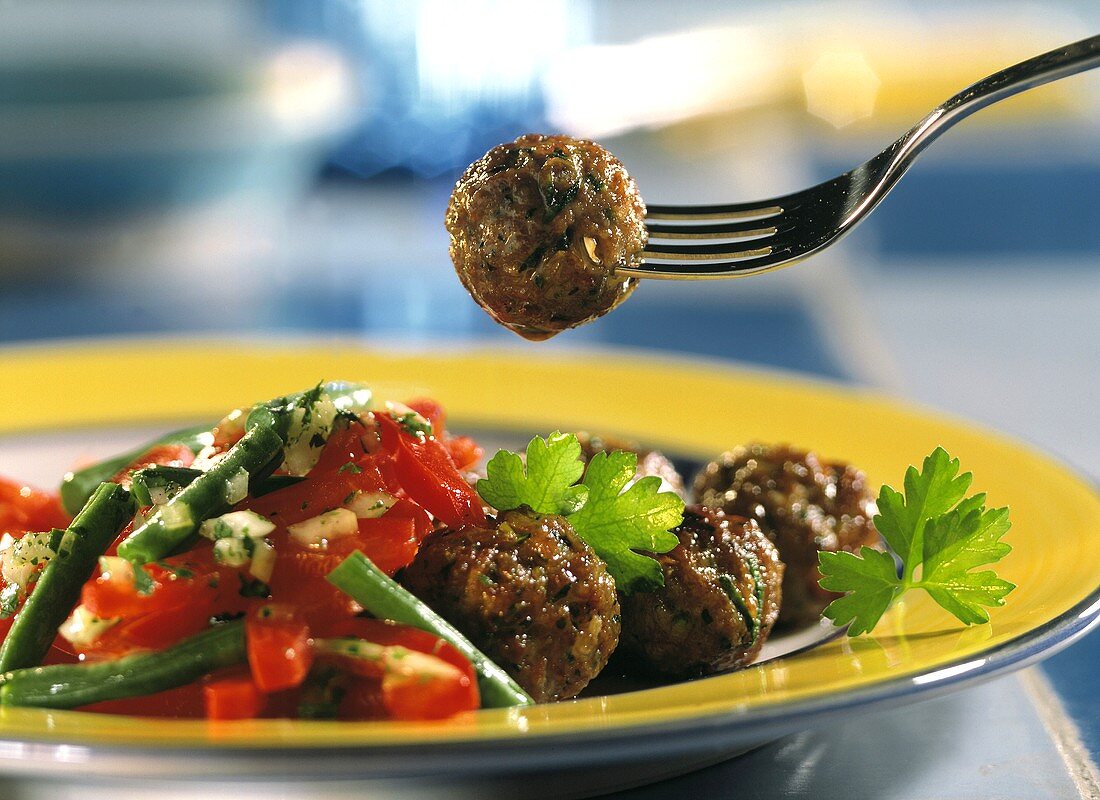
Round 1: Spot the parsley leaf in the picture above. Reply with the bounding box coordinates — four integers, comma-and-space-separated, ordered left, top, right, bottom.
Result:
565, 451, 683, 593
819, 447, 1014, 635
477, 432, 589, 515
475, 434, 684, 593
818, 547, 902, 635
875, 447, 972, 581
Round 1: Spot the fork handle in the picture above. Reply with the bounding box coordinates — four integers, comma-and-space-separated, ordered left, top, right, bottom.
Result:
888, 35, 1100, 173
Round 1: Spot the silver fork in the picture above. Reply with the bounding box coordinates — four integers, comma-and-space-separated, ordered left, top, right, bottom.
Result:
622, 35, 1099, 280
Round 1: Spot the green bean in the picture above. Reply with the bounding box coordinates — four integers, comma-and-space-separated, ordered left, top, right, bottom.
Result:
60, 381, 374, 515
326, 551, 533, 709
0, 483, 136, 673
116, 425, 285, 564
0, 620, 245, 709
130, 465, 305, 506
59, 423, 210, 516
129, 465, 201, 506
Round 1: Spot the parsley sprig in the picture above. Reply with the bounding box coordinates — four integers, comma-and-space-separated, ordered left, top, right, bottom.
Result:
477, 432, 589, 516
819, 447, 1015, 636
476, 433, 684, 593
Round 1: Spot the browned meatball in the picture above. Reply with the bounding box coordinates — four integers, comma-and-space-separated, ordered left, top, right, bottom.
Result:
399, 508, 620, 702
575, 431, 686, 498
617, 507, 782, 678
445, 134, 647, 340
693, 444, 879, 627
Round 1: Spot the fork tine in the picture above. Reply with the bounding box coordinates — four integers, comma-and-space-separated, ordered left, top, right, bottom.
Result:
646, 218, 778, 240
643, 238, 776, 259
645, 202, 782, 221
620, 250, 775, 279
624, 235, 808, 279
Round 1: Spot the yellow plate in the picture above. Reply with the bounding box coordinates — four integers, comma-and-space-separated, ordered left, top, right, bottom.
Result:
0, 339, 1097, 781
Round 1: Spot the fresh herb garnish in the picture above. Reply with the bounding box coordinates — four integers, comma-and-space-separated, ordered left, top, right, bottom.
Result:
819, 447, 1014, 636
477, 432, 588, 516
476, 433, 684, 593
566, 451, 683, 592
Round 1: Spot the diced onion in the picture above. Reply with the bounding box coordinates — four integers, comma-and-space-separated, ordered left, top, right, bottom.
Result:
146, 486, 173, 506
345, 491, 397, 519
213, 537, 252, 568
249, 539, 277, 583
59, 605, 120, 647
333, 387, 372, 412
1, 532, 58, 593
97, 556, 134, 582
199, 510, 275, 542
287, 508, 359, 548
284, 394, 338, 477
225, 468, 250, 505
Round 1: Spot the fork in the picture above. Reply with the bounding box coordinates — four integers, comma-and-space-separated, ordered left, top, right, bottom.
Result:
622, 35, 1099, 279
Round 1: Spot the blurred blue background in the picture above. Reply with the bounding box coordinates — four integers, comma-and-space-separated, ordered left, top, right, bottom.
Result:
2, 0, 1096, 491
0, 2, 1097, 797
3, 0, 1096, 479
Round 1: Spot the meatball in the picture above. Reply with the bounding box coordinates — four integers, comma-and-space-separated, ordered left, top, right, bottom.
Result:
446, 134, 647, 340
575, 431, 686, 498
617, 507, 782, 678
399, 508, 620, 702
693, 443, 879, 627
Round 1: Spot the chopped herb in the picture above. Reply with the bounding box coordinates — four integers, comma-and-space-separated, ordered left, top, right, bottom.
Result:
338, 462, 363, 475
154, 561, 195, 580
0, 584, 21, 619
392, 412, 433, 439
132, 565, 156, 596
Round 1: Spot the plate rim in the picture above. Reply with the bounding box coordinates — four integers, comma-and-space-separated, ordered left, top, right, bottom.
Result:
0, 336, 1097, 766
